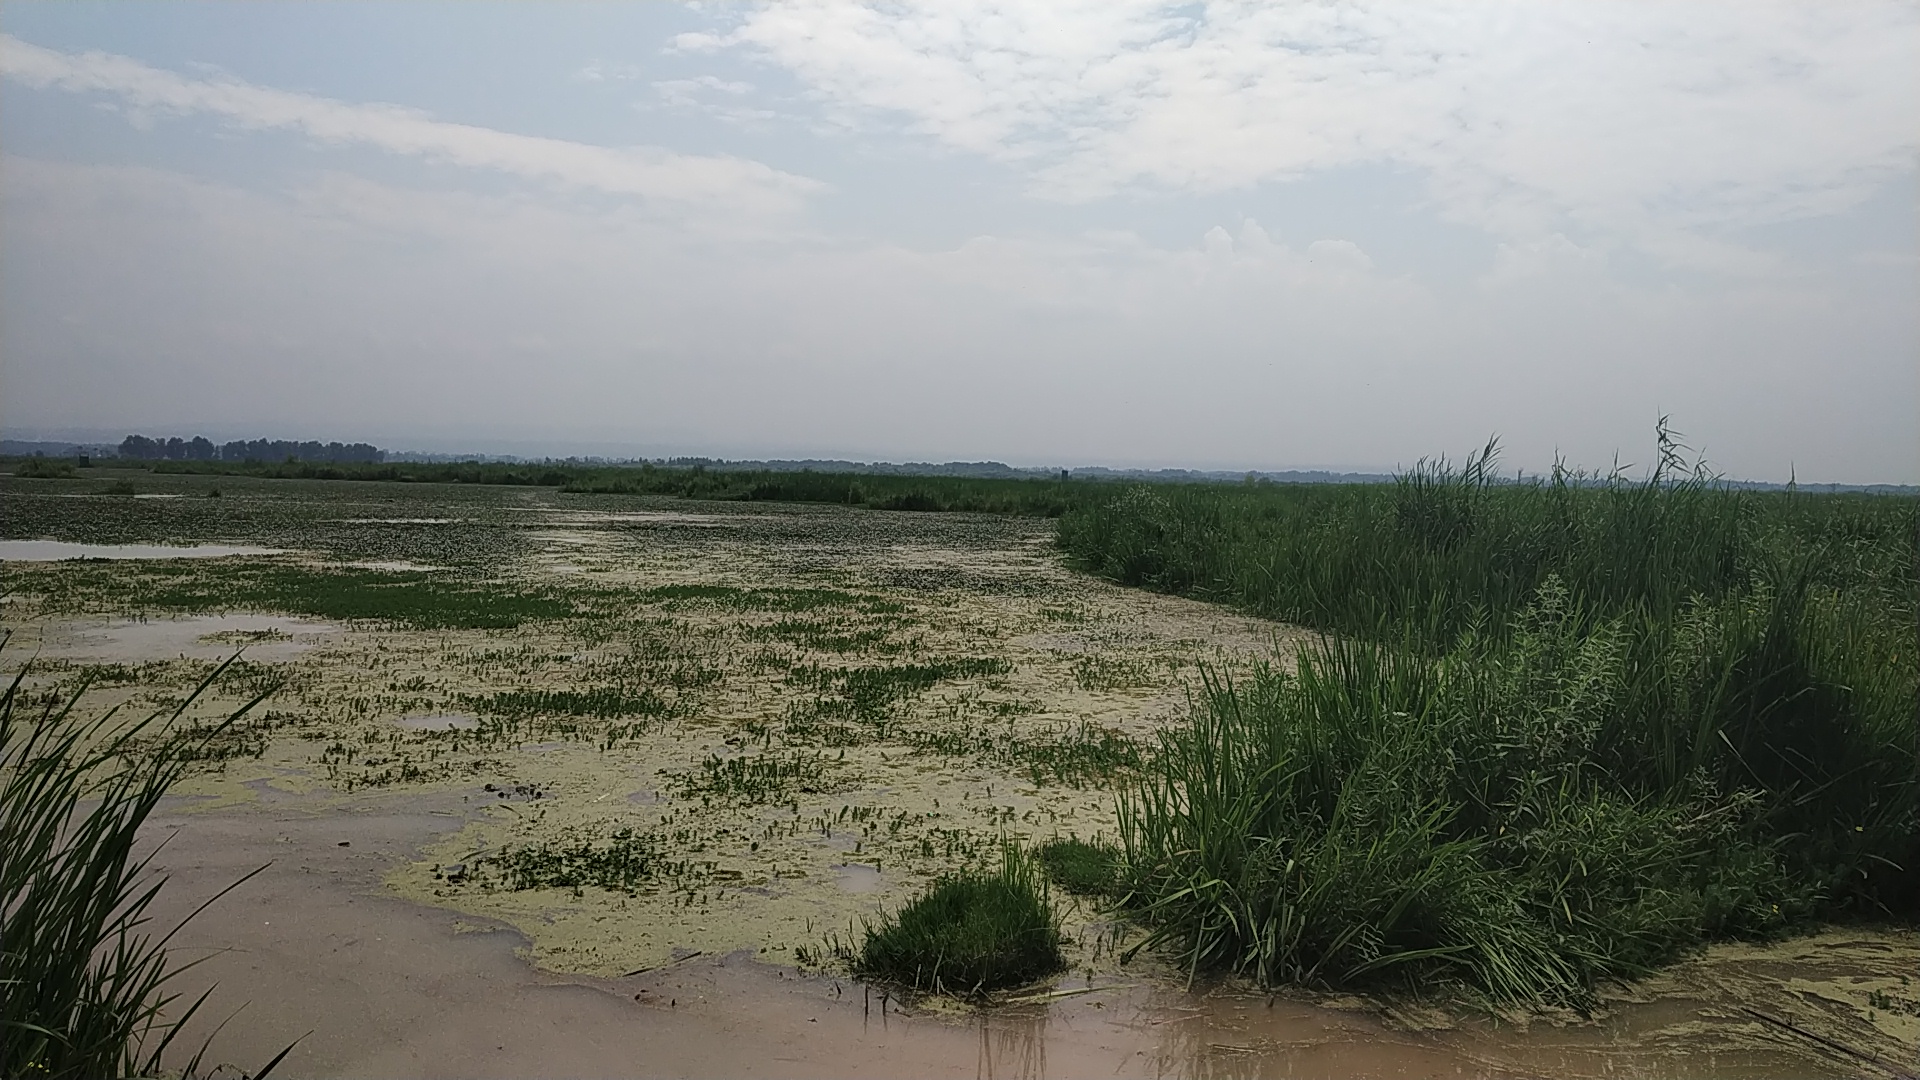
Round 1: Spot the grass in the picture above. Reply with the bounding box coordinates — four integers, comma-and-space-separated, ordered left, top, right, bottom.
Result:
1061, 428, 1918, 1006
1035, 837, 1121, 896
0, 656, 291, 1079
855, 843, 1064, 996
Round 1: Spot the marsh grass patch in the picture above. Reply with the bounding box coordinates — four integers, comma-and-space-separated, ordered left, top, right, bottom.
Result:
854, 843, 1064, 997
1036, 837, 1122, 896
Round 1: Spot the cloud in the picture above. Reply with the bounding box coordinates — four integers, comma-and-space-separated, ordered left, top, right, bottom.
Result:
693, 2, 1918, 262
0, 34, 823, 213
8, 155, 1909, 481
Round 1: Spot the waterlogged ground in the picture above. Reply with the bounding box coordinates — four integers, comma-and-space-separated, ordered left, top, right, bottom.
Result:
2, 469, 1290, 979
3, 467, 1916, 1079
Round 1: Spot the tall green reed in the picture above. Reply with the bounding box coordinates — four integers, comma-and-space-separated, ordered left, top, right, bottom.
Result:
1, 657, 292, 1079
1072, 429, 1917, 1004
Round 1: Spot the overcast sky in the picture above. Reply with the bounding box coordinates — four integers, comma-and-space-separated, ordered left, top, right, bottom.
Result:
2, 3, 1914, 481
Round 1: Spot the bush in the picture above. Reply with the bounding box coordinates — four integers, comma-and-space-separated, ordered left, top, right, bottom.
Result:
13, 457, 78, 479
855, 844, 1064, 996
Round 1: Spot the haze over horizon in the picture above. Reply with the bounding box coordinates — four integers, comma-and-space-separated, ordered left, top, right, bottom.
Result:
3, 3, 1915, 484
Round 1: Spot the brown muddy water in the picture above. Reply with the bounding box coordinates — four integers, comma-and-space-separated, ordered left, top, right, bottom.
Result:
141, 789, 1913, 1080
3, 479, 1915, 1078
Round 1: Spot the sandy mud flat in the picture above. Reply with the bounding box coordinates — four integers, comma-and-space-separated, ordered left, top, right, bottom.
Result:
3, 472, 1915, 1078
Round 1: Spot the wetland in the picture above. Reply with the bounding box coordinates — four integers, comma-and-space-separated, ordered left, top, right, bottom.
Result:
2, 462, 1915, 1078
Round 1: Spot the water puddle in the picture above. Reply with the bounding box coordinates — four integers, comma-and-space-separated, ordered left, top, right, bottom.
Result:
35, 614, 339, 662
395, 714, 480, 732
0, 540, 283, 561
832, 863, 885, 894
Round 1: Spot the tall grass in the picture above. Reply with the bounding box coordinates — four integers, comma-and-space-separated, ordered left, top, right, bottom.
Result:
0, 658, 288, 1078
1063, 431, 1918, 1005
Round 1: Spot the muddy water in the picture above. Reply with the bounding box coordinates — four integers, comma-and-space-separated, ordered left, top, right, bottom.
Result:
0, 539, 283, 560
143, 791, 1907, 1080
25, 613, 339, 662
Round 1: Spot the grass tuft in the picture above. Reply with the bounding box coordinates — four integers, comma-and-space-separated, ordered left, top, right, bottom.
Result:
1035, 837, 1121, 896
855, 843, 1064, 997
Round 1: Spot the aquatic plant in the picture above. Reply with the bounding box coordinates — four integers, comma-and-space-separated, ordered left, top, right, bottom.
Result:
1067, 428, 1918, 1004
856, 843, 1064, 997
0, 657, 292, 1079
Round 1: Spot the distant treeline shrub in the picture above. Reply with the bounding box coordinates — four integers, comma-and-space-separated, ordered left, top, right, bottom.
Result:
142, 459, 1097, 515
120, 434, 384, 464
1060, 431, 1918, 1005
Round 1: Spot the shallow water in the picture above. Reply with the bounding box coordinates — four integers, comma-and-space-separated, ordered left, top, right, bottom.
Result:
143, 790, 1898, 1080
32, 613, 339, 662
395, 713, 481, 731
0, 539, 282, 561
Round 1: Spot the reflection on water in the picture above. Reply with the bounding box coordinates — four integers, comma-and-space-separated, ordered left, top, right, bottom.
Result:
396, 713, 480, 731
31, 614, 338, 662
0, 539, 282, 561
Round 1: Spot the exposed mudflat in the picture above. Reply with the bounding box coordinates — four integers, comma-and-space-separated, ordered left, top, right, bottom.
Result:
3, 470, 1915, 1078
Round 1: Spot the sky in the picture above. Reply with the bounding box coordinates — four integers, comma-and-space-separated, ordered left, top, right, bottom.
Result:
1, 3, 1914, 482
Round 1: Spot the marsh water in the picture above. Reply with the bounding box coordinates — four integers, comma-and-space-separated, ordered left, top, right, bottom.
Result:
3, 469, 1914, 1078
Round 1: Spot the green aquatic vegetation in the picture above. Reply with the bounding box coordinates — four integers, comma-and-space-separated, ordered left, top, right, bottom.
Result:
1036, 837, 1121, 897
670, 750, 840, 805
855, 843, 1064, 996
1055, 427, 1918, 1004
468, 828, 667, 893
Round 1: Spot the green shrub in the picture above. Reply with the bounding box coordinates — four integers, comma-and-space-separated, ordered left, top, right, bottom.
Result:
13, 457, 78, 479
856, 844, 1064, 996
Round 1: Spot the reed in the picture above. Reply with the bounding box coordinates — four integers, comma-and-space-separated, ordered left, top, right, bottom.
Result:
0, 657, 291, 1078
1063, 429, 1918, 1004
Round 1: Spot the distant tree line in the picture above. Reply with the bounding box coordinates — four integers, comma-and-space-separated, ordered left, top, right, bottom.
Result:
117, 434, 385, 464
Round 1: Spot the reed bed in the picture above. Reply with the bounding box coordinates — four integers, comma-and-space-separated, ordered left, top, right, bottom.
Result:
1060, 433, 1917, 1005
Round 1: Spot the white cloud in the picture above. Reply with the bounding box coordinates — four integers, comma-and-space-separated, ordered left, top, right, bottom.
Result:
694, 2, 1918, 263
7, 156, 1910, 481
0, 34, 823, 213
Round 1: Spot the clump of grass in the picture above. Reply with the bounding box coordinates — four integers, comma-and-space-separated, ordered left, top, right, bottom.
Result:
472, 828, 664, 893
670, 750, 836, 805
856, 844, 1064, 997
1036, 837, 1121, 896
0, 657, 291, 1079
